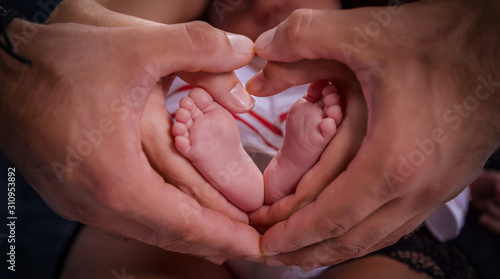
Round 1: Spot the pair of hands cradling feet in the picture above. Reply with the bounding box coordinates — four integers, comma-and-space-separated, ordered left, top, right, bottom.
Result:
18, 0, 499, 270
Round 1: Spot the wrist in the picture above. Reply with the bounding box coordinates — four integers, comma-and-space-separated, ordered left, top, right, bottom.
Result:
0, 18, 44, 146
0, 17, 32, 104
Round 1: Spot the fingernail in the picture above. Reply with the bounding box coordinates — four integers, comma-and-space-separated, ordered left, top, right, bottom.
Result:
229, 83, 254, 110
246, 74, 265, 95
227, 33, 254, 55
267, 258, 285, 267
263, 251, 279, 257
205, 256, 226, 265
255, 27, 277, 50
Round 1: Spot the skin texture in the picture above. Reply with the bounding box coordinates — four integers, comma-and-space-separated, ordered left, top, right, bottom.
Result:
0, 15, 262, 260
246, 0, 500, 268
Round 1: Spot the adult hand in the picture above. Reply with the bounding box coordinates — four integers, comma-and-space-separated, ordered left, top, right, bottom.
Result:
0, 18, 261, 259
246, 0, 500, 269
470, 170, 500, 235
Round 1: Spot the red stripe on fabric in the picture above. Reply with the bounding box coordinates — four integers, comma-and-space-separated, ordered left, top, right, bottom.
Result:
232, 113, 279, 151
280, 113, 288, 122
172, 85, 195, 95
248, 111, 283, 136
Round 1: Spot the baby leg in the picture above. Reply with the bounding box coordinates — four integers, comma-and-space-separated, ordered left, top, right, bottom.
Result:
264, 84, 343, 204
172, 88, 263, 212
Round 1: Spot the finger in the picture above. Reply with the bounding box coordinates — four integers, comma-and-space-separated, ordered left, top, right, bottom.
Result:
484, 200, 500, 219
260, 171, 389, 256
246, 59, 355, 97
365, 210, 433, 254
254, 8, 375, 65
479, 214, 500, 235
74, 121, 260, 259
136, 22, 254, 74
178, 71, 255, 114
120, 22, 255, 112
119, 155, 262, 258
140, 86, 249, 224
265, 205, 433, 269
259, 148, 450, 256
250, 80, 367, 227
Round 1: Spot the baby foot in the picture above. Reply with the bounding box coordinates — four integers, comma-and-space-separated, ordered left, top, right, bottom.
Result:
172, 88, 264, 212
263, 84, 343, 204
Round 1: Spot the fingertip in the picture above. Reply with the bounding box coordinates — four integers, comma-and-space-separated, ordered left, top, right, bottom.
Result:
255, 27, 277, 53
226, 33, 255, 55
246, 71, 278, 97
246, 71, 266, 96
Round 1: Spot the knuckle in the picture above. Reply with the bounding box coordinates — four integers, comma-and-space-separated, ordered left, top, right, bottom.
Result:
163, 225, 199, 251
184, 21, 217, 53
288, 235, 307, 250
283, 9, 313, 44
92, 185, 128, 214
419, 183, 449, 206
321, 218, 349, 239
339, 242, 369, 259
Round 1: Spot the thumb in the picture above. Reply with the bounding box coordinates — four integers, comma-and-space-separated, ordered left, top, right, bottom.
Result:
130, 21, 256, 113
135, 21, 255, 74
253, 7, 393, 66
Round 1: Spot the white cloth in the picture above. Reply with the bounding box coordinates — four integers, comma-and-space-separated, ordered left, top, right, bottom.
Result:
424, 187, 470, 242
